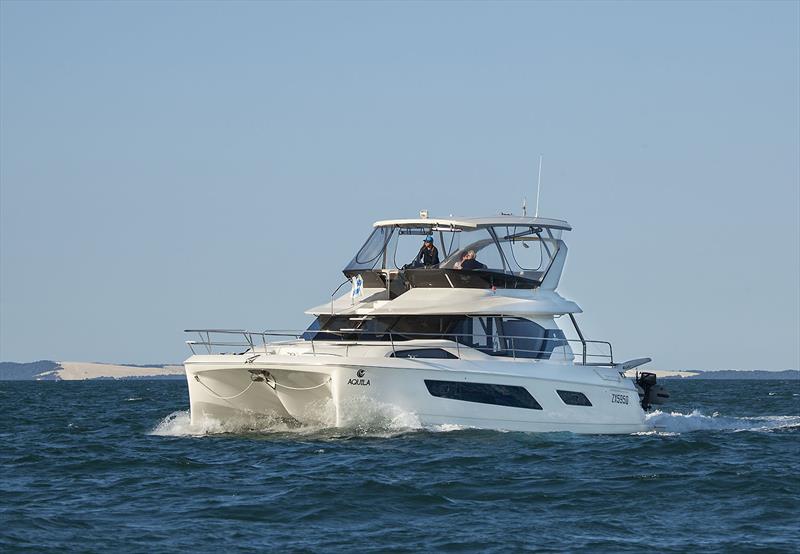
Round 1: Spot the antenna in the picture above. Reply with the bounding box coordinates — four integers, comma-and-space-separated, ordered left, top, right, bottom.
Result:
534, 154, 543, 218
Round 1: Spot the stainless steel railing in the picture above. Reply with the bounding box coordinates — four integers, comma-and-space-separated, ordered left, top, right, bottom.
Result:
184, 328, 614, 365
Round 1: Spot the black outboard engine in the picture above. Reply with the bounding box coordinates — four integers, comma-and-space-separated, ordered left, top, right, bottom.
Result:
635, 372, 670, 410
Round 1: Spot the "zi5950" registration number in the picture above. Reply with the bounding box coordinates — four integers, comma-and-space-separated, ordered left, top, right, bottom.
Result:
611, 393, 629, 405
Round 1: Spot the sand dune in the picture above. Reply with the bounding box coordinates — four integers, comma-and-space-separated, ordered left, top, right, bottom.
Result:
56, 362, 184, 380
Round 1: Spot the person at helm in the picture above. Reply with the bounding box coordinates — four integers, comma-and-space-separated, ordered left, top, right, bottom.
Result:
415, 235, 440, 267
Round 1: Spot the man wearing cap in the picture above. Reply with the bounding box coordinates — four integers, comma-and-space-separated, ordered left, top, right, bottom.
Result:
415, 235, 440, 267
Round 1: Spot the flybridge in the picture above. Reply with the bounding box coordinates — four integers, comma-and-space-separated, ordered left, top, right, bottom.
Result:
343, 213, 571, 292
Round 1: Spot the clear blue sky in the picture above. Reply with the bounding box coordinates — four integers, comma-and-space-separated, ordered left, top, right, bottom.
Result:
1, 1, 798, 370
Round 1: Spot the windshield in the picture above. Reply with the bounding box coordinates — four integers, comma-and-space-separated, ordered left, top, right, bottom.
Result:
347, 227, 393, 271
345, 224, 563, 279
345, 225, 461, 271
439, 225, 561, 278
493, 225, 561, 273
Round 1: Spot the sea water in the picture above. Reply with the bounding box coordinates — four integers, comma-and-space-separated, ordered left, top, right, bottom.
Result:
1, 379, 798, 552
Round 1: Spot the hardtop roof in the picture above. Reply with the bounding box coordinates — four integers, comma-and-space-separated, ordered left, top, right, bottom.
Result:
373, 215, 572, 231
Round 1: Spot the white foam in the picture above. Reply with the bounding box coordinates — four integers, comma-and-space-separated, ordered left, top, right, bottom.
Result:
428, 423, 471, 433
149, 410, 298, 437
149, 400, 426, 438
335, 396, 423, 432
645, 409, 800, 434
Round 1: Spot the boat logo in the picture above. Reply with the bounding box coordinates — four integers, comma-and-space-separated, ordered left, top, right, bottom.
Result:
348, 369, 370, 386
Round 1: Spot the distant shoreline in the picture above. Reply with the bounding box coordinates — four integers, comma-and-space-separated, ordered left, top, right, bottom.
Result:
0, 361, 184, 381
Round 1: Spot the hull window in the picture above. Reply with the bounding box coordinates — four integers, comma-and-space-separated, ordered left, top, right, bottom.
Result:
424, 380, 542, 410
391, 349, 458, 359
557, 390, 592, 406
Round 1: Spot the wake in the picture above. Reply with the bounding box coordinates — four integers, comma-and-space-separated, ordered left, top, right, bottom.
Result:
149, 408, 800, 438
644, 409, 800, 434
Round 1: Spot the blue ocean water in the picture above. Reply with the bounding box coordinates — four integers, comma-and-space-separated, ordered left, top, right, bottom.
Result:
1, 379, 798, 553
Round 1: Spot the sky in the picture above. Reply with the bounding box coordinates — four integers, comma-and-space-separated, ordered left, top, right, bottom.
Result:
1, 0, 798, 370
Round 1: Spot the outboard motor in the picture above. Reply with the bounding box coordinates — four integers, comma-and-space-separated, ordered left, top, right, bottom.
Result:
635, 372, 670, 410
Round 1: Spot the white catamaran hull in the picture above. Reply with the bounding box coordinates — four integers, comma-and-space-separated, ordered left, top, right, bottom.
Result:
184, 355, 649, 434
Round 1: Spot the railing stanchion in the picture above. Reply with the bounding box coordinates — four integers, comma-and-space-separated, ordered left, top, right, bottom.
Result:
568, 313, 587, 365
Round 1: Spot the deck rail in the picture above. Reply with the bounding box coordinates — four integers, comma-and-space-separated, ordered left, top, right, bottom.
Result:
184, 328, 614, 366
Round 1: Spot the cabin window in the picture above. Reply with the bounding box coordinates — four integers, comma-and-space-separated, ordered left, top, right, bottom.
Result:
501, 318, 567, 359
303, 315, 567, 360
424, 380, 542, 410
303, 315, 464, 341
556, 390, 592, 406
389, 315, 463, 339
390, 349, 458, 359
449, 317, 566, 359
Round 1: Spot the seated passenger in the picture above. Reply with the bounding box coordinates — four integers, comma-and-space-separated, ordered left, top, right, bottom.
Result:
453, 251, 468, 269
460, 250, 486, 270
414, 235, 440, 267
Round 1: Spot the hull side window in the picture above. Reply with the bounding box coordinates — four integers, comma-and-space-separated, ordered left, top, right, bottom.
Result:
424, 380, 542, 410
557, 390, 592, 406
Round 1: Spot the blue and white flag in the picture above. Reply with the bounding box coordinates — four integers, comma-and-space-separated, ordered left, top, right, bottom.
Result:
351, 274, 364, 299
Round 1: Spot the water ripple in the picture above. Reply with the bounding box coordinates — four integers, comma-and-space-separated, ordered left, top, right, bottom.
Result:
0, 379, 798, 552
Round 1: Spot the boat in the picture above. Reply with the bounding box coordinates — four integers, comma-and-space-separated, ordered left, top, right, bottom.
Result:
183, 212, 668, 434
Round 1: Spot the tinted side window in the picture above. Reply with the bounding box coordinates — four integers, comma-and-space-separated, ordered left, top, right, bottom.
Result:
302, 316, 327, 340
424, 380, 542, 410
391, 349, 458, 359
557, 390, 592, 406
502, 318, 545, 358
503, 318, 567, 359
389, 316, 466, 339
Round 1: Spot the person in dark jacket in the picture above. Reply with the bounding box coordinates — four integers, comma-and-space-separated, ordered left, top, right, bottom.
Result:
460, 250, 486, 270
415, 235, 440, 267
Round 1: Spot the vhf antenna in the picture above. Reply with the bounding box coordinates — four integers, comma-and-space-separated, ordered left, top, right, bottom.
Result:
534, 154, 543, 218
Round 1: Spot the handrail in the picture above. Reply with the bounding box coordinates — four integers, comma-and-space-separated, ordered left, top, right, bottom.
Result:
329, 279, 352, 315
183, 328, 615, 365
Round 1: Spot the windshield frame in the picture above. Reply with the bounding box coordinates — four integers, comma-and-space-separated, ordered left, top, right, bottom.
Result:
344, 222, 565, 281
